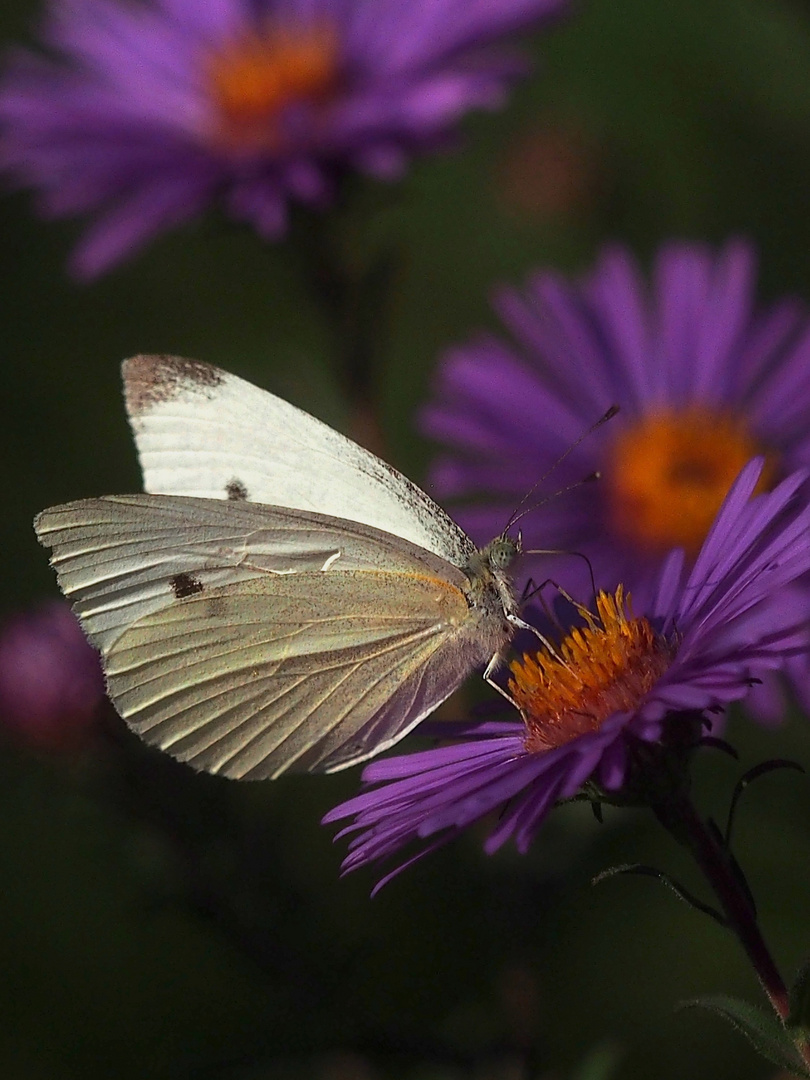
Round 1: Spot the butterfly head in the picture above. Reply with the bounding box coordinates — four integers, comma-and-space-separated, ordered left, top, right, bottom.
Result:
486, 532, 521, 572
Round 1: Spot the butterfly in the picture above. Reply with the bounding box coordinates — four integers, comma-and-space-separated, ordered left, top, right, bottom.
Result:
34, 355, 529, 780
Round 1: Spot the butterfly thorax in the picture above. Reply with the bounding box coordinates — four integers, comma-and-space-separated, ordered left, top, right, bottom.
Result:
462, 535, 520, 623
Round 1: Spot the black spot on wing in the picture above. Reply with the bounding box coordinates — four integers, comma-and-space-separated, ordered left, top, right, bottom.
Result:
226, 478, 249, 501
170, 572, 204, 599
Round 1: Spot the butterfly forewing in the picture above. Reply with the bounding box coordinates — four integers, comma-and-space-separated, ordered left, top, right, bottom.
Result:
123, 354, 475, 568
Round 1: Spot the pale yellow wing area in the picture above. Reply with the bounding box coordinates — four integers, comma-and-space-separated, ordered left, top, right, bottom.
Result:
105, 570, 475, 779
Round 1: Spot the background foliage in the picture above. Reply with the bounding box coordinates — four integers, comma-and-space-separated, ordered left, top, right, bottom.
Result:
3, 0, 810, 1077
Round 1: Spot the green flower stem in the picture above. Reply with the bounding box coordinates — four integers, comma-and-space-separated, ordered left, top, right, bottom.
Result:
294, 205, 397, 415
657, 793, 810, 1068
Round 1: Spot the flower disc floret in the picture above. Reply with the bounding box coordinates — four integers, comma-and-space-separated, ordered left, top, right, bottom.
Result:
206, 24, 340, 153
510, 588, 673, 752
606, 408, 774, 556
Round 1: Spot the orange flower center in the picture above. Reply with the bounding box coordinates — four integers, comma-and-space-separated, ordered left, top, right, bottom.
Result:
508, 588, 672, 753
205, 24, 339, 151
605, 408, 775, 557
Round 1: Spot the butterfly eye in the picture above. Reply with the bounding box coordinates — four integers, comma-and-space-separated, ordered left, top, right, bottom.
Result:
489, 537, 518, 571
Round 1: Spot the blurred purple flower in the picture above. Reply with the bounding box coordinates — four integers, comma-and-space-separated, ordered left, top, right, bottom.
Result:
326, 461, 810, 888
421, 239, 810, 716
0, 601, 105, 749
423, 239, 810, 584
0, 0, 568, 278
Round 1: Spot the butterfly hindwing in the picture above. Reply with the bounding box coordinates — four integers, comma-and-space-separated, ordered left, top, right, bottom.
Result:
106, 571, 472, 779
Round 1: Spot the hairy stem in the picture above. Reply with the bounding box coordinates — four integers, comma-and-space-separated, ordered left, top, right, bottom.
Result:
656, 793, 810, 1068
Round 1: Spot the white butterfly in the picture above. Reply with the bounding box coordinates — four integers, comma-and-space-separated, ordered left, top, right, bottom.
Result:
35, 356, 528, 780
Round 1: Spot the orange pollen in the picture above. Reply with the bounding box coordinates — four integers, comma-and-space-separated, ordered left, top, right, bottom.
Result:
605, 408, 777, 557
205, 24, 339, 150
508, 587, 673, 753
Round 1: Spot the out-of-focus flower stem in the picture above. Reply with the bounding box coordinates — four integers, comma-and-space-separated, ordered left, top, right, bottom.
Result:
657, 792, 810, 1066
294, 206, 398, 428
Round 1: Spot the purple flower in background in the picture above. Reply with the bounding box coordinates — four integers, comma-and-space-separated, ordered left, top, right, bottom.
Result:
421, 239, 810, 718
0, 602, 105, 749
0, 0, 568, 278
423, 239, 810, 589
325, 461, 810, 889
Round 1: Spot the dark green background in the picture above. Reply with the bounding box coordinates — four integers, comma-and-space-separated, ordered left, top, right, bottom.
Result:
3, 0, 810, 1076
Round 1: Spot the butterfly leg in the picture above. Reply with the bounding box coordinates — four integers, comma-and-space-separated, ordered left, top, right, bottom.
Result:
483, 651, 520, 710
506, 612, 558, 654
520, 577, 538, 603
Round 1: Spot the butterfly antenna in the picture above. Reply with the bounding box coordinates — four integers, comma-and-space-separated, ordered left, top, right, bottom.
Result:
510, 471, 600, 533
502, 404, 619, 536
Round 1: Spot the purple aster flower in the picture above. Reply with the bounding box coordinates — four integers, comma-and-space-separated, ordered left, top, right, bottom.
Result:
423, 238, 810, 583
0, 0, 568, 278
421, 238, 810, 716
0, 601, 105, 749
325, 460, 810, 889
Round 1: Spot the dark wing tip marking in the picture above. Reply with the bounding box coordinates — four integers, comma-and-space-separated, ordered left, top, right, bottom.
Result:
122, 354, 225, 416
225, 478, 249, 501
170, 572, 204, 599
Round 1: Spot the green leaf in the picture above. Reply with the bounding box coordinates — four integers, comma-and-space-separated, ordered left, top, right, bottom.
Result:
788, 958, 810, 1034
679, 994, 810, 1077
